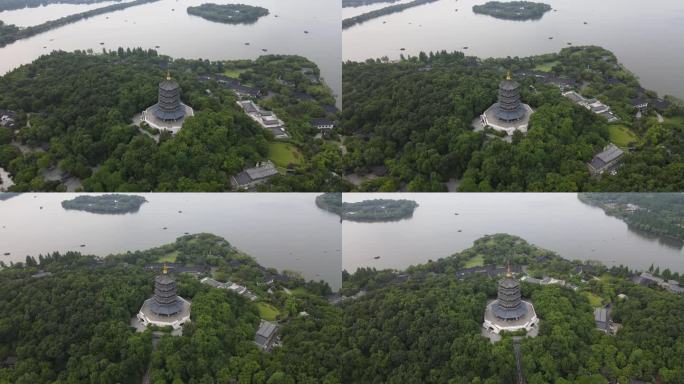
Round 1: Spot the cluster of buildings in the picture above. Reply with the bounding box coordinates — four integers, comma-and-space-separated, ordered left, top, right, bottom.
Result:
201, 277, 258, 301
0, 109, 17, 129
515, 70, 578, 91
594, 304, 620, 335
562, 90, 620, 122
230, 161, 279, 190
520, 275, 579, 291
237, 100, 289, 139
632, 272, 684, 294
587, 143, 625, 176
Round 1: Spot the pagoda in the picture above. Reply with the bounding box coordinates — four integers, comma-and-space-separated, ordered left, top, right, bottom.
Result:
478, 72, 534, 136
137, 263, 191, 330
483, 264, 539, 338
152, 71, 187, 121
494, 73, 526, 122
140, 71, 194, 134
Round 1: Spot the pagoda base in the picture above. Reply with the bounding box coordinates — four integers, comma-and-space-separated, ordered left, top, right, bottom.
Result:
480, 103, 533, 136
137, 296, 191, 330
483, 299, 539, 335
141, 103, 194, 135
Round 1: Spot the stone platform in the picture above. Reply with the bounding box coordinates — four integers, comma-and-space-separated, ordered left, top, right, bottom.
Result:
483, 299, 539, 336
137, 297, 191, 330
480, 103, 534, 136
141, 104, 194, 134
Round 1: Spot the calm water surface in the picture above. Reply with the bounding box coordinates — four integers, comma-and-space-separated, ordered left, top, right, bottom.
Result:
0, 0, 341, 104
342, 193, 684, 274
343, 0, 684, 100
0, 193, 342, 290
0, 1, 123, 27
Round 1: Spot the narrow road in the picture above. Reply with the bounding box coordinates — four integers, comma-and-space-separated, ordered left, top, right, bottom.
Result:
512, 337, 526, 384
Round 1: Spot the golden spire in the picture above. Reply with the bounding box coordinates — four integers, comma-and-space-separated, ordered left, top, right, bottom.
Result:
166, 70, 171, 81
506, 71, 511, 81
163, 262, 168, 275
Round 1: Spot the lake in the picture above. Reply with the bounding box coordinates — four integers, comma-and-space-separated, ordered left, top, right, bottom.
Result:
0, 193, 342, 290
342, 193, 684, 274
0, 0, 341, 105
342, 0, 684, 100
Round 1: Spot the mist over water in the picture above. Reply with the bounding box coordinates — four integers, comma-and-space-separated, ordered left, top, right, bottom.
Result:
0, 193, 342, 290
342, 193, 684, 274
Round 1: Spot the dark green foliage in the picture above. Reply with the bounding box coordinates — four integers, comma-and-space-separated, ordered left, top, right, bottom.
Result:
187, 3, 269, 24
0, 0, 160, 48
342, 0, 439, 29
338, 234, 684, 383
0, 50, 340, 191
472, 1, 552, 21
579, 193, 684, 241
342, 46, 684, 191
0, 253, 152, 384
315, 192, 419, 221
61, 193, 147, 214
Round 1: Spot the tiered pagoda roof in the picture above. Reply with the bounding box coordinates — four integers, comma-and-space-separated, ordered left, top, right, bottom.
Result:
152, 71, 186, 121
492, 265, 528, 320
495, 72, 527, 122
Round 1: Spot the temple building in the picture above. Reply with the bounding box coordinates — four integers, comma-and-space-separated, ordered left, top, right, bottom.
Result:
137, 263, 192, 331
141, 71, 194, 134
483, 265, 539, 339
479, 72, 534, 135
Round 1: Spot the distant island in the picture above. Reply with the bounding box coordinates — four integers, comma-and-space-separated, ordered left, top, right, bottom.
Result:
0, 0, 123, 12
342, 0, 439, 29
315, 192, 418, 222
472, 1, 552, 21
0, 0, 160, 48
578, 193, 684, 242
187, 3, 269, 24
61, 194, 147, 214
342, 0, 403, 8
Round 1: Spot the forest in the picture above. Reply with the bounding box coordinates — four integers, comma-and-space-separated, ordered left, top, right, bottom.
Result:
315, 192, 419, 222
578, 193, 684, 241
341, 46, 684, 192
186, 3, 269, 24
338, 234, 684, 383
472, 1, 552, 21
0, 49, 345, 192
0, 0, 121, 12
342, 0, 439, 29
61, 193, 147, 214
0, 0, 160, 48
0, 233, 339, 383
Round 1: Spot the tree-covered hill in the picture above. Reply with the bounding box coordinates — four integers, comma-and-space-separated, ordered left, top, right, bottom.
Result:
472, 1, 552, 21
0, 234, 341, 383
338, 234, 684, 383
341, 46, 684, 192
0, 49, 345, 192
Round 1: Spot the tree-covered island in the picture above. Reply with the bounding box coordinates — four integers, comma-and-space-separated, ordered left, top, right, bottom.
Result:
61, 194, 147, 214
0, 233, 340, 383
578, 193, 684, 241
341, 46, 684, 192
315, 192, 418, 221
0, 49, 345, 192
0, 0, 123, 12
186, 3, 269, 24
342, 0, 439, 29
472, 1, 552, 21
